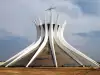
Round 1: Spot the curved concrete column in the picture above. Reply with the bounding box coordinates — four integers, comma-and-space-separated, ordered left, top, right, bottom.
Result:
26, 17, 49, 67
2, 20, 41, 66
58, 21, 99, 67
53, 21, 84, 66
5, 19, 44, 67
48, 12, 58, 67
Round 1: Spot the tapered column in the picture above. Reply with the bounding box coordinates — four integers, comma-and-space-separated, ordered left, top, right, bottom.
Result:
53, 21, 84, 66
58, 21, 99, 67
5, 20, 44, 67
2, 20, 41, 66
26, 17, 49, 67
48, 11, 58, 67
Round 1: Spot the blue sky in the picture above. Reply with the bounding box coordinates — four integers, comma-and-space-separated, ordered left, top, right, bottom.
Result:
0, 0, 100, 61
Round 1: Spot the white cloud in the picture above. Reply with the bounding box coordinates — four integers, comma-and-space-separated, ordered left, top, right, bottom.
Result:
0, 0, 100, 61
0, 0, 100, 44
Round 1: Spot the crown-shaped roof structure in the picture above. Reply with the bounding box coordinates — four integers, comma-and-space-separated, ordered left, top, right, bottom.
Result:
0, 8, 99, 67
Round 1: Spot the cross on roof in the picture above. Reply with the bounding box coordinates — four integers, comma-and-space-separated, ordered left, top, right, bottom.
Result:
46, 6, 56, 11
